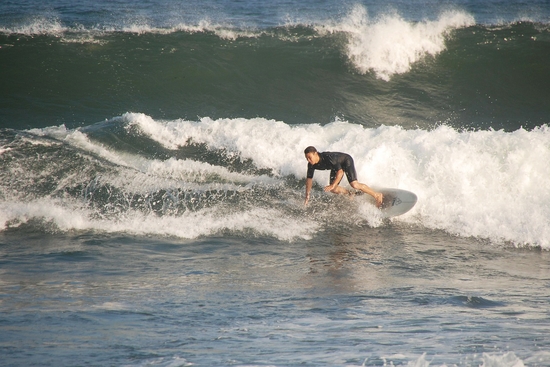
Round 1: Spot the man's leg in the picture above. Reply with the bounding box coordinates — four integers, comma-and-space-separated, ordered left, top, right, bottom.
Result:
342, 159, 383, 207
350, 181, 384, 207
328, 169, 351, 195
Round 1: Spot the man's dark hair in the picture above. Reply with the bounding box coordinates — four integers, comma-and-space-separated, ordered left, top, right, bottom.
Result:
304, 146, 317, 154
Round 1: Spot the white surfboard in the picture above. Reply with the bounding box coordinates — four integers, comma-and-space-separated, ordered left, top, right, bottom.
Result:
367, 188, 418, 218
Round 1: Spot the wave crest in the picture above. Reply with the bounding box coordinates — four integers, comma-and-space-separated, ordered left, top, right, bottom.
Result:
318, 5, 475, 80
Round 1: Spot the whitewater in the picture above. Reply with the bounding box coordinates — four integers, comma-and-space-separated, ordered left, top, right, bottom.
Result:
2, 113, 549, 247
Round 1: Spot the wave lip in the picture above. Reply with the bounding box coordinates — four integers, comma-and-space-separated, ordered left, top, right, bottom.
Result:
449, 295, 504, 309
0, 16, 67, 36
317, 5, 476, 80
0, 13, 265, 41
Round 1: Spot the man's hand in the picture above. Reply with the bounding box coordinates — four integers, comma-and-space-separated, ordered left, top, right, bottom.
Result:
325, 169, 344, 193
324, 184, 336, 192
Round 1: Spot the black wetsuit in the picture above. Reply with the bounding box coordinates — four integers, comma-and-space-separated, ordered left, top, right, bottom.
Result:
306, 152, 358, 184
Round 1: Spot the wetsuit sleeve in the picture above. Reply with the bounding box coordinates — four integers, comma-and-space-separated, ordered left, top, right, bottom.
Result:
306, 164, 315, 179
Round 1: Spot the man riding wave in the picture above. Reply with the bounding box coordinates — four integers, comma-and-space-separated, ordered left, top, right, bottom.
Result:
303, 146, 383, 207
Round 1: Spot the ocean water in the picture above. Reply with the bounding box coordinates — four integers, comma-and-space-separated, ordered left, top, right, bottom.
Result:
1, 1, 550, 366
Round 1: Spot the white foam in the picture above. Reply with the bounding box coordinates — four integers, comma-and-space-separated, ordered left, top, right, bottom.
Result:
0, 199, 91, 232
30, 121, 280, 191
0, 16, 67, 36
0, 199, 316, 241
374, 352, 528, 367
30, 124, 133, 169
7, 114, 550, 247
124, 112, 308, 176
481, 352, 525, 367
0, 15, 262, 41
317, 5, 475, 80
2, 119, 309, 241
168, 20, 262, 40
123, 113, 550, 248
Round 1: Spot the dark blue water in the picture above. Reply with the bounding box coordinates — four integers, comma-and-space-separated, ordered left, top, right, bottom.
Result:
1, 1, 550, 366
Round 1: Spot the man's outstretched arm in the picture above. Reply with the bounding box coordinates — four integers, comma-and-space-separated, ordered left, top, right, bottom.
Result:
324, 169, 344, 193
304, 177, 313, 205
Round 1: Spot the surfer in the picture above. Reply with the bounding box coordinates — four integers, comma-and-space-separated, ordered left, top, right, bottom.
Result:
303, 146, 384, 207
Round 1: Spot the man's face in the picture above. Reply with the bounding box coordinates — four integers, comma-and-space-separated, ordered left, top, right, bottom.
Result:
305, 152, 320, 165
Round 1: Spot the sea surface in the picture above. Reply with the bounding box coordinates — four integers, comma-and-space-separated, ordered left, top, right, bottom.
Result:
1, 1, 550, 366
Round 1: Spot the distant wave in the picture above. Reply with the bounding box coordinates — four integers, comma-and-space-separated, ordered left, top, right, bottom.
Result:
315, 5, 475, 80
2, 4, 549, 132
0, 17, 262, 41
0, 7, 507, 82
1, 6, 546, 83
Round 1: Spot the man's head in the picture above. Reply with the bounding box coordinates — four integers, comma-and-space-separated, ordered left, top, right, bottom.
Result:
304, 146, 320, 165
